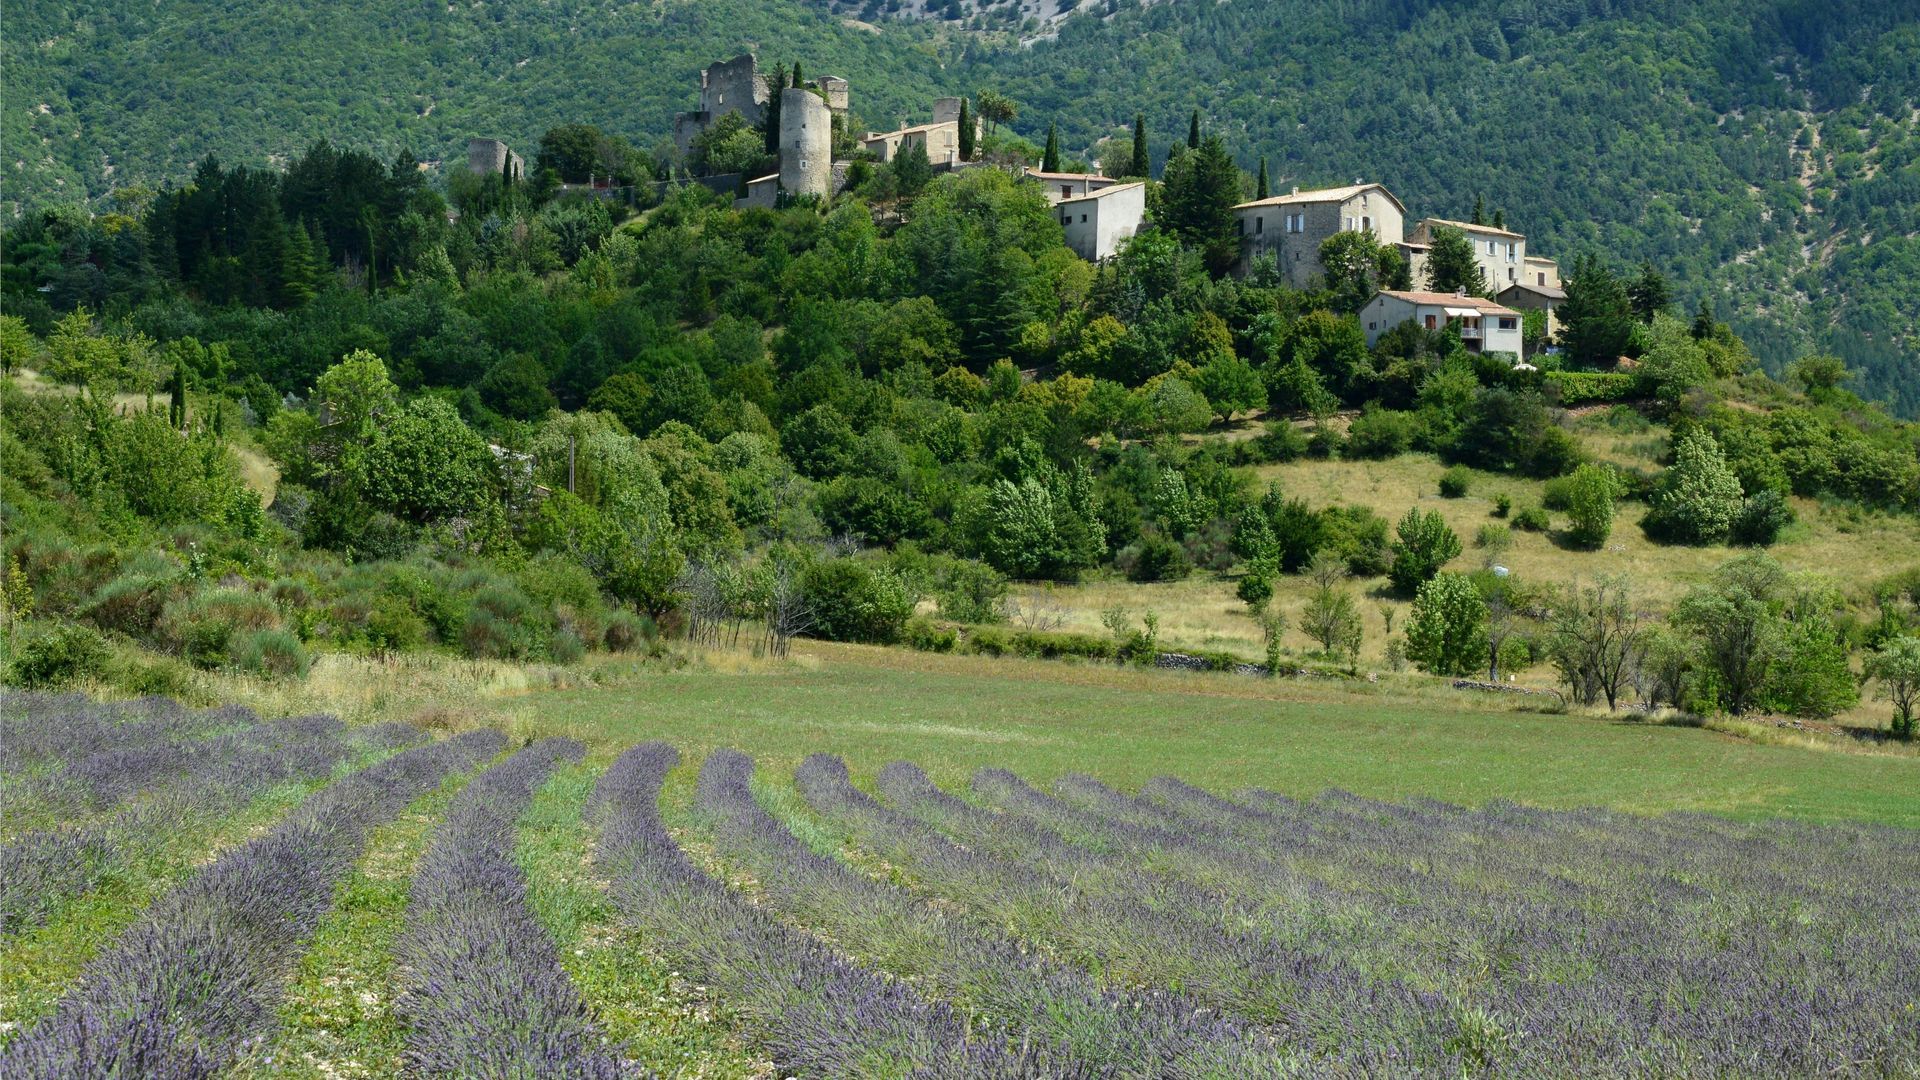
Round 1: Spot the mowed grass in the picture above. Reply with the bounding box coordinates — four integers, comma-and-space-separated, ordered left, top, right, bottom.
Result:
405, 642, 1920, 830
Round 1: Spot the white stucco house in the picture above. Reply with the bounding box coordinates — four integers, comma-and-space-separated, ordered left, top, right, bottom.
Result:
1362, 289, 1526, 362
1053, 181, 1146, 262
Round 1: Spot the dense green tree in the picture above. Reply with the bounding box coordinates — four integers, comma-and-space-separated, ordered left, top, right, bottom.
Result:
1186, 110, 1201, 150
1129, 114, 1150, 179
1645, 431, 1744, 544
1562, 463, 1623, 548
1406, 571, 1487, 676
1865, 636, 1920, 739
1255, 156, 1269, 200
356, 397, 494, 525
1560, 255, 1637, 368
1158, 134, 1242, 274
1388, 507, 1461, 594
1423, 225, 1486, 296
974, 89, 1017, 136
1041, 123, 1061, 173
957, 98, 976, 161
1627, 261, 1672, 322
1673, 552, 1785, 716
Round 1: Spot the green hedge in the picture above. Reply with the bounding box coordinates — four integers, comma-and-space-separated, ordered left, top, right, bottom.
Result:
1543, 371, 1639, 406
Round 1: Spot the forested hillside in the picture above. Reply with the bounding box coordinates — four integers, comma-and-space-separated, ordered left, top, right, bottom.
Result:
9, 0, 1918, 409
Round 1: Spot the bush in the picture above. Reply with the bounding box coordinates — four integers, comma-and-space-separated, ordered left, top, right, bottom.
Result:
1235, 571, 1273, 609
548, 629, 587, 664
230, 628, 311, 680
1438, 466, 1473, 499
904, 617, 959, 653
1544, 371, 1638, 406
1512, 506, 1551, 532
1644, 431, 1743, 544
1009, 629, 1118, 662
1562, 464, 1623, 549
1123, 533, 1192, 582
603, 611, 657, 653
83, 572, 175, 636
963, 624, 1012, 656
8, 622, 110, 688
460, 609, 517, 659
1730, 489, 1794, 547
802, 558, 915, 645
1252, 420, 1308, 463
158, 587, 280, 668
1492, 493, 1512, 518
1388, 508, 1462, 594
1343, 406, 1418, 459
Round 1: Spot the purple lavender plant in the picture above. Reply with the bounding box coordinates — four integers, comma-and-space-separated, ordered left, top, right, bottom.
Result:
0, 728, 505, 1078
394, 737, 628, 1078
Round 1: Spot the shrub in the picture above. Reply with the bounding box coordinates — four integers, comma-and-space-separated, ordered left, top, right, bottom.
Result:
1252, 420, 1308, 463
1512, 506, 1551, 532
932, 559, 1007, 624
963, 624, 1012, 657
158, 588, 280, 668
603, 611, 657, 652
83, 572, 175, 636
1321, 505, 1393, 578
904, 618, 958, 653
460, 609, 517, 659
1388, 508, 1462, 594
1730, 489, 1794, 547
1236, 571, 1274, 609
1123, 533, 1192, 582
802, 558, 915, 645
1644, 431, 1743, 544
1492, 493, 1512, 518
1475, 523, 1512, 550
548, 629, 587, 664
8, 622, 110, 688
1562, 464, 1623, 549
1009, 629, 1118, 662
230, 628, 311, 680
1543, 371, 1638, 406
1343, 406, 1418, 459
1438, 466, 1472, 498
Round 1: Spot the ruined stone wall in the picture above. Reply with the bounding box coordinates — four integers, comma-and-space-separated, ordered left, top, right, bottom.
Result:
467, 139, 523, 179
700, 54, 767, 128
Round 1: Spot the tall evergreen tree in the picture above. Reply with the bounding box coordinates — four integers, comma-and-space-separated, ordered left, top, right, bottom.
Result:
1424, 225, 1488, 295
1627, 260, 1672, 322
791, 61, 804, 88
1471, 194, 1486, 225
1129, 113, 1150, 179
1041, 123, 1061, 173
1256, 156, 1270, 200
1492, 207, 1505, 230
1561, 254, 1637, 368
1160, 133, 1242, 275
763, 63, 791, 156
1692, 298, 1716, 340
1187, 109, 1201, 149
957, 98, 975, 161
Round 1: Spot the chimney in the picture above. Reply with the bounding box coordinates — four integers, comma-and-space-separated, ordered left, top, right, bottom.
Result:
1455, 288, 1466, 297
1290, 185, 1299, 196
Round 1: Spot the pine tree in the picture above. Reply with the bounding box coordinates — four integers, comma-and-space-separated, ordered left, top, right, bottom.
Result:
1129, 113, 1149, 179
1692, 298, 1716, 340
1256, 156, 1270, 200
1187, 109, 1201, 149
1471, 194, 1485, 226
1424, 225, 1488, 295
958, 98, 975, 161
1492, 208, 1505, 230
1160, 133, 1242, 275
1041, 123, 1061, 172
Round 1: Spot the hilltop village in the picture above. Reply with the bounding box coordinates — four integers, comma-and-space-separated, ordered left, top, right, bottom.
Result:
472, 54, 1563, 363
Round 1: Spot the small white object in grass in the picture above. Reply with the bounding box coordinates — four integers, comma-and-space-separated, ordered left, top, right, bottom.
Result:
1492, 565, 1510, 577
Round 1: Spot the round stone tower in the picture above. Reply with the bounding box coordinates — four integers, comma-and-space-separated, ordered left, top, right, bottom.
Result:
779, 87, 833, 200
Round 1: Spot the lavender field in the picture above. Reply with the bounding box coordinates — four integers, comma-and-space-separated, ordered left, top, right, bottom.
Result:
2, 690, 1916, 1078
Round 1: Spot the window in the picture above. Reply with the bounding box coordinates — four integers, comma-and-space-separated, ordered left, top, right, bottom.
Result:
1080, 214, 1088, 223
1498, 317, 1517, 331
1362, 216, 1372, 231
1509, 268, 1516, 282
1237, 219, 1244, 235
1537, 271, 1546, 286
1507, 242, 1516, 262
1424, 314, 1437, 329
1368, 321, 1376, 331
1255, 216, 1263, 234
1062, 185, 1072, 199
1487, 240, 1497, 255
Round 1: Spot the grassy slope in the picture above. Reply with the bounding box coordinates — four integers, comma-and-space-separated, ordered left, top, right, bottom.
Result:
366, 643, 1916, 829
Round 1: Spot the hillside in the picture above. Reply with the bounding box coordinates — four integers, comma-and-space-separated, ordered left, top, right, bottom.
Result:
8, 0, 1919, 409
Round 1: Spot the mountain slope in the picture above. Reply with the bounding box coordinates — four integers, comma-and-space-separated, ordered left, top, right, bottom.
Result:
8, 0, 1919, 410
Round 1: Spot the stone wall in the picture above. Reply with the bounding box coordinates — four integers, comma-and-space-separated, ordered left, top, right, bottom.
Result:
778, 88, 833, 199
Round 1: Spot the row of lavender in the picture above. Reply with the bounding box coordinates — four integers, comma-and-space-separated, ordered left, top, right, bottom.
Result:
777, 757, 1920, 1077
0, 684, 506, 1068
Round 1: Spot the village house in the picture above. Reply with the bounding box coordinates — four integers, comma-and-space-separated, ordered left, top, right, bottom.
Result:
1497, 256, 1564, 341
1025, 169, 1119, 203
1053, 181, 1146, 262
1362, 289, 1526, 362
1407, 218, 1526, 292
1232, 183, 1406, 287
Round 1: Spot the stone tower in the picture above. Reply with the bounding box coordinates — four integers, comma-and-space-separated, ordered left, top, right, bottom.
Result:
779, 88, 832, 200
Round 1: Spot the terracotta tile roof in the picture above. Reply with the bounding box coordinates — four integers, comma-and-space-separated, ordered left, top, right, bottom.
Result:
1499, 282, 1567, 301
1026, 169, 1113, 182
1057, 181, 1145, 204
1374, 289, 1521, 316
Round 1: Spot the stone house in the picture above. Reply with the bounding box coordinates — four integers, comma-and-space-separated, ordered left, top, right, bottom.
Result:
1054, 182, 1146, 262
862, 119, 962, 166
674, 54, 849, 157
1025, 169, 1118, 204
1407, 218, 1526, 292
1362, 289, 1526, 362
1232, 183, 1406, 287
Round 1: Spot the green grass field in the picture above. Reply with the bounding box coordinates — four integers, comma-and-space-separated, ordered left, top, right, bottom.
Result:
215, 642, 1919, 830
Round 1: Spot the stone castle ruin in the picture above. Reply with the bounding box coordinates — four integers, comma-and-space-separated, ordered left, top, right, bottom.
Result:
467, 138, 524, 180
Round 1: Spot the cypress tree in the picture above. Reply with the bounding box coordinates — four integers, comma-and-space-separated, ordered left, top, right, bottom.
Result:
1187, 109, 1201, 149
791, 61, 804, 88
958, 98, 975, 161
1256, 156, 1270, 200
1692, 298, 1716, 340
1129, 113, 1149, 179
1471, 194, 1486, 226
1492, 207, 1505, 230
1041, 122, 1060, 173
763, 63, 790, 156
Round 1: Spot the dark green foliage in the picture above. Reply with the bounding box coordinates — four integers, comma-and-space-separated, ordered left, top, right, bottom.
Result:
8, 622, 110, 688
957, 98, 975, 162
1128, 114, 1150, 180
1543, 371, 1638, 406
1512, 506, 1550, 532
1438, 466, 1472, 498
1342, 406, 1418, 459
1041, 123, 1061, 173
1730, 488, 1794, 546
1158, 134, 1242, 275
800, 557, 914, 644
1389, 507, 1461, 594
1423, 226, 1486, 296
1560, 256, 1637, 370
1123, 533, 1191, 582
